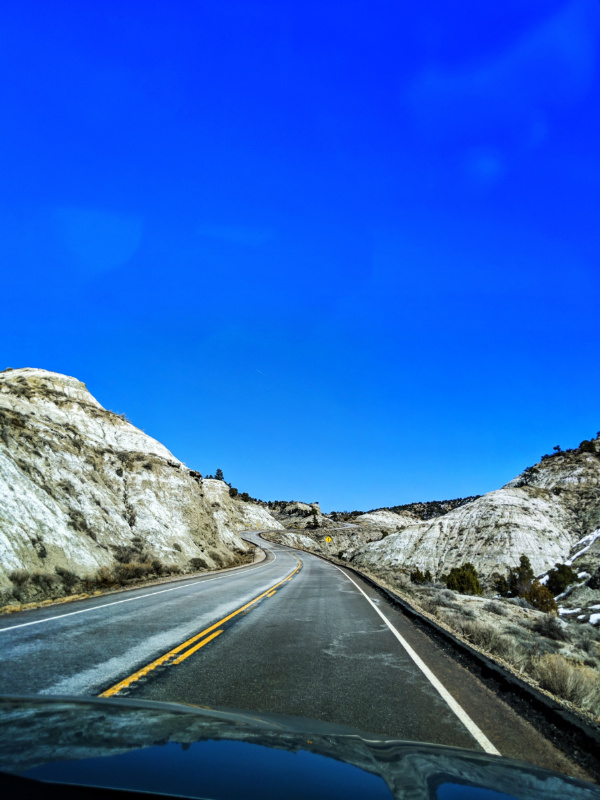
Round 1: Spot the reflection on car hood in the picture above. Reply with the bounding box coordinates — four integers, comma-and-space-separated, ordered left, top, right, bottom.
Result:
0, 695, 597, 800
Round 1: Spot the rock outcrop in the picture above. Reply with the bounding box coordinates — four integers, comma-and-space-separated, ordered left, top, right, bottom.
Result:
353, 510, 419, 531
263, 525, 386, 557
0, 368, 281, 599
350, 438, 600, 586
270, 500, 336, 529
265, 437, 600, 618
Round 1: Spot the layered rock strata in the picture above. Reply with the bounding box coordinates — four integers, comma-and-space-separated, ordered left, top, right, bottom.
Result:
0, 368, 281, 597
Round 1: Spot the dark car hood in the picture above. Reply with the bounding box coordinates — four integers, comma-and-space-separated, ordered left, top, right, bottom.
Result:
0, 695, 597, 800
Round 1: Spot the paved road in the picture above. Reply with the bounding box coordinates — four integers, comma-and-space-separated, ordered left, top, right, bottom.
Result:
0, 533, 588, 779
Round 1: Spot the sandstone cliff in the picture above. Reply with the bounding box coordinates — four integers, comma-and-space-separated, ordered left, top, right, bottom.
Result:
0, 368, 281, 602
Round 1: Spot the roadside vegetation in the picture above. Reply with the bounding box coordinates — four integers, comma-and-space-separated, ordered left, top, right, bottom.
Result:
1, 538, 256, 613
375, 559, 600, 719
492, 555, 558, 613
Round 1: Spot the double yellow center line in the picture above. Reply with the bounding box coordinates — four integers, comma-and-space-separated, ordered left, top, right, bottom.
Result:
99, 557, 302, 698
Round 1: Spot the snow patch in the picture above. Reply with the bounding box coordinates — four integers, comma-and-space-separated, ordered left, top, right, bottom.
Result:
567, 529, 600, 565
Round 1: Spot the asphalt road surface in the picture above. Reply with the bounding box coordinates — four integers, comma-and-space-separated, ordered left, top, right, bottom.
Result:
0, 533, 589, 780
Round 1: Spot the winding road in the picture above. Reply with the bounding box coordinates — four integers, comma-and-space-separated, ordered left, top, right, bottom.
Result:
0, 533, 587, 778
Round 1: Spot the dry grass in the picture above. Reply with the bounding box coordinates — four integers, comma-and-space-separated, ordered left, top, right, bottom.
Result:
4, 556, 173, 606
485, 601, 508, 616
532, 614, 571, 642
531, 653, 600, 714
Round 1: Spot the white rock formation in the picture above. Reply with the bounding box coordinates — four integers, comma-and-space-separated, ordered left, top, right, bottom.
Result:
202, 479, 283, 537
353, 510, 418, 531
350, 440, 600, 580
263, 526, 386, 557
273, 500, 336, 529
0, 368, 281, 595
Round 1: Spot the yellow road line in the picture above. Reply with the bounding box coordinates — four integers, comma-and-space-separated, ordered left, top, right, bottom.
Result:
99, 557, 302, 698
266, 590, 276, 597
172, 630, 223, 664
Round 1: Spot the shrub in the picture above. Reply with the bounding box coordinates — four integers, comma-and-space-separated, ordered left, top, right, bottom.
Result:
531, 653, 600, 711
507, 596, 533, 609
55, 566, 79, 589
190, 557, 209, 571
448, 618, 523, 664
173, 543, 182, 553
546, 563, 578, 596
444, 563, 483, 595
113, 541, 147, 564
151, 558, 167, 576
453, 618, 505, 654
410, 568, 432, 584
30, 572, 58, 593
432, 590, 459, 609
579, 440, 596, 453
419, 597, 439, 617
229, 487, 238, 498
210, 550, 225, 567
495, 554, 540, 600
525, 581, 558, 614
532, 614, 570, 641
485, 601, 507, 616
94, 566, 117, 586
509, 555, 535, 596
114, 562, 153, 582
8, 569, 30, 586
492, 573, 510, 595
587, 567, 600, 591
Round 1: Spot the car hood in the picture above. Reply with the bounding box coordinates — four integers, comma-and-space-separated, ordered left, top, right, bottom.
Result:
0, 695, 597, 800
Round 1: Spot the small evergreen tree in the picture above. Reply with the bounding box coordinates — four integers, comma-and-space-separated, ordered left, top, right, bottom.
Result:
410, 568, 432, 584
215, 468, 224, 481
493, 573, 511, 596
444, 563, 482, 595
229, 487, 238, 498
508, 555, 535, 597
524, 581, 558, 614
545, 563, 577, 596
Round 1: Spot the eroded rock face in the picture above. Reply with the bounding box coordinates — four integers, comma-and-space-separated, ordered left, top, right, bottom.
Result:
271, 500, 336, 529
0, 368, 281, 593
264, 526, 387, 557
353, 510, 418, 532
350, 440, 600, 581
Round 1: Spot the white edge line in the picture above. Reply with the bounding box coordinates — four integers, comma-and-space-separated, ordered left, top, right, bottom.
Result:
0, 545, 277, 634
335, 566, 500, 756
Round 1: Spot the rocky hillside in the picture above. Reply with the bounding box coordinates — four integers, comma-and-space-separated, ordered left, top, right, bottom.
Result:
385, 496, 482, 521
268, 500, 337, 529
348, 437, 600, 581
265, 437, 600, 620
0, 368, 281, 603
353, 509, 420, 531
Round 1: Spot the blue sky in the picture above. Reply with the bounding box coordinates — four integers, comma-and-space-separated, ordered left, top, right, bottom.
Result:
1, 1, 599, 511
